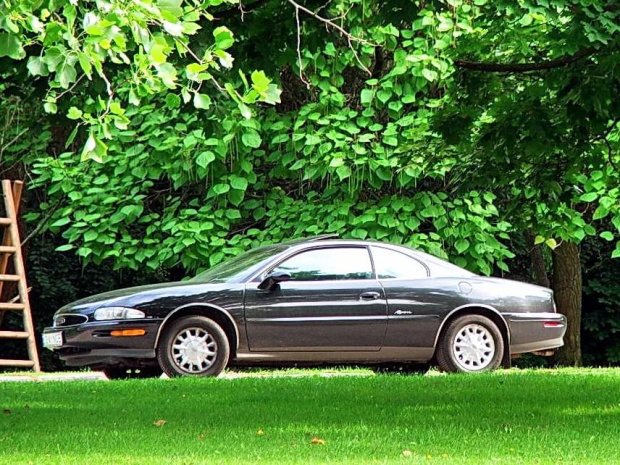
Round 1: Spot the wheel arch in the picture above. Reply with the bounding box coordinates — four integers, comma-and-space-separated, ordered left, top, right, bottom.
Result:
154, 303, 239, 357
432, 304, 511, 368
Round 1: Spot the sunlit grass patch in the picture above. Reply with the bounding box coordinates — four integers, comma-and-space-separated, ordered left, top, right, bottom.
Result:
1, 368, 619, 464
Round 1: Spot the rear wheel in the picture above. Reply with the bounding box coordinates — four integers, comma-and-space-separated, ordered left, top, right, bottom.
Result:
103, 366, 163, 380
436, 315, 504, 373
157, 316, 229, 377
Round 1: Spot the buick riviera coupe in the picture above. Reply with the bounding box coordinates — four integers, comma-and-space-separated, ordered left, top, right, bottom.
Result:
43, 236, 566, 379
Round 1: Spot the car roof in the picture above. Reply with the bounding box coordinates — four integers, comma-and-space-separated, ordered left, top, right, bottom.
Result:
286, 236, 411, 250
283, 236, 477, 277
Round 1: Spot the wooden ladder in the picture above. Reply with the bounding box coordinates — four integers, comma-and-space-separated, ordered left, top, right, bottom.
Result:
0, 180, 40, 372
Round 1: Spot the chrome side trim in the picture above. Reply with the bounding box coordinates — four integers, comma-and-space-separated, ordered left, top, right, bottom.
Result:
247, 315, 388, 323
153, 303, 240, 350
505, 312, 567, 322
431, 303, 511, 352
388, 314, 440, 320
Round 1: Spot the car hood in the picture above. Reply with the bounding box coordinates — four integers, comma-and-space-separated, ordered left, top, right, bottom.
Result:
57, 281, 224, 313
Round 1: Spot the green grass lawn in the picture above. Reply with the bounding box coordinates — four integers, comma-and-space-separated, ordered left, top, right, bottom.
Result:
1, 368, 619, 465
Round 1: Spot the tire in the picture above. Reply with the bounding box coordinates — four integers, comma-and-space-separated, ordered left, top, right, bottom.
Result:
103, 366, 163, 380
157, 316, 229, 377
436, 314, 504, 373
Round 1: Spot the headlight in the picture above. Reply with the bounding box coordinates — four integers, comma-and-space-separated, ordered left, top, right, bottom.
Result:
93, 307, 146, 321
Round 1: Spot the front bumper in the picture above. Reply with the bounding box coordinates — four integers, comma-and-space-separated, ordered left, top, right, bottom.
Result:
42, 319, 162, 367
507, 312, 567, 355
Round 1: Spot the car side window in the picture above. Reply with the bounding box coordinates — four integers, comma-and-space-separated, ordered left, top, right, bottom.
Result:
272, 247, 373, 281
371, 247, 428, 279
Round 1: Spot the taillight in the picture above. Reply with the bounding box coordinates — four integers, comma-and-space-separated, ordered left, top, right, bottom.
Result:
544, 321, 562, 328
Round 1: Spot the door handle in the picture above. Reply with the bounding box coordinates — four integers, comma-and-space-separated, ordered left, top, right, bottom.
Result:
359, 291, 381, 300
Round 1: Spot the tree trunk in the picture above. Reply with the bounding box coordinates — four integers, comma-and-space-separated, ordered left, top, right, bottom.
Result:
525, 230, 550, 288
552, 241, 582, 366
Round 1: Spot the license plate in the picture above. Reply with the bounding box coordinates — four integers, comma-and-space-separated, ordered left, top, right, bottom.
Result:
43, 331, 63, 349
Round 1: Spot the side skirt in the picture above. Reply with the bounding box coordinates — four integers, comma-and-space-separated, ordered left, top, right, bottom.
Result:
233, 347, 434, 363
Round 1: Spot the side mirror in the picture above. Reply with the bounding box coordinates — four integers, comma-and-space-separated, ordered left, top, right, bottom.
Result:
258, 271, 291, 290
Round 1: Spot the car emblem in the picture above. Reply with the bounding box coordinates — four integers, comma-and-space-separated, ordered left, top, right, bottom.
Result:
394, 310, 412, 315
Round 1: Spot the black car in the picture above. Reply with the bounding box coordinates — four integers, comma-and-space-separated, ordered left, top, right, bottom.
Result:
43, 236, 566, 378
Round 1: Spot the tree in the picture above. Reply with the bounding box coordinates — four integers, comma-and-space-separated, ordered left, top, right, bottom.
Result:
1, 0, 619, 367
427, 0, 620, 365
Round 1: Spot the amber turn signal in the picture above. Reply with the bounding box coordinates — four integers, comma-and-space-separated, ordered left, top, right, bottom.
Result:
110, 329, 146, 337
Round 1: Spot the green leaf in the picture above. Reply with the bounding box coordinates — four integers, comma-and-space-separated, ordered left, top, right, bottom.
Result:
213, 26, 234, 50
361, 89, 374, 105
534, 235, 545, 245
455, 239, 469, 254
193, 93, 212, 110
251, 70, 271, 92
263, 84, 281, 105
78, 52, 92, 78
84, 230, 98, 242
329, 158, 344, 168
228, 189, 244, 206
158, 0, 183, 17
212, 183, 230, 195
51, 217, 71, 228
336, 164, 351, 181
593, 206, 609, 220
149, 44, 167, 65
612, 244, 620, 259
580, 192, 598, 202
230, 176, 248, 191
422, 68, 438, 82
27, 57, 48, 76
81, 133, 107, 163
226, 209, 241, 220
239, 103, 252, 119
163, 20, 183, 37
242, 130, 261, 148
55, 244, 75, 252
42, 48, 63, 72
67, 107, 83, 120
405, 217, 420, 231
57, 62, 77, 89
44, 101, 58, 114
305, 135, 322, 145
165, 93, 181, 109
196, 151, 215, 168
600, 231, 614, 241
377, 90, 391, 104
0, 33, 25, 60
545, 238, 557, 249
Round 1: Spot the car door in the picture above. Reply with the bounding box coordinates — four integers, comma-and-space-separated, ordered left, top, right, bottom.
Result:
244, 246, 388, 351
371, 246, 445, 349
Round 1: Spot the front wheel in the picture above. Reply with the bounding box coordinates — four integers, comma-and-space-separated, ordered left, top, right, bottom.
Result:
157, 316, 229, 377
436, 315, 504, 373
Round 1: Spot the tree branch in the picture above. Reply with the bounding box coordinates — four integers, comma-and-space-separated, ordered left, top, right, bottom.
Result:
214, 0, 272, 20
285, 0, 375, 80
455, 47, 596, 73
20, 200, 63, 246
285, 0, 373, 46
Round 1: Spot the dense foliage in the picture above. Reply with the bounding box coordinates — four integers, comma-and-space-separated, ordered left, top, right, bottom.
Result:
0, 0, 618, 367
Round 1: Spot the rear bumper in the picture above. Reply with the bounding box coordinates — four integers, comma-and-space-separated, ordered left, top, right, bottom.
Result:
42, 319, 162, 367
506, 312, 567, 355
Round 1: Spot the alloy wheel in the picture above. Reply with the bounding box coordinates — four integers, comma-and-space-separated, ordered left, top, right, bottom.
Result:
451, 323, 496, 371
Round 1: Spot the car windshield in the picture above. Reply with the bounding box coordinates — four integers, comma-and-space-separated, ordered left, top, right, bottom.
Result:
191, 244, 287, 283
